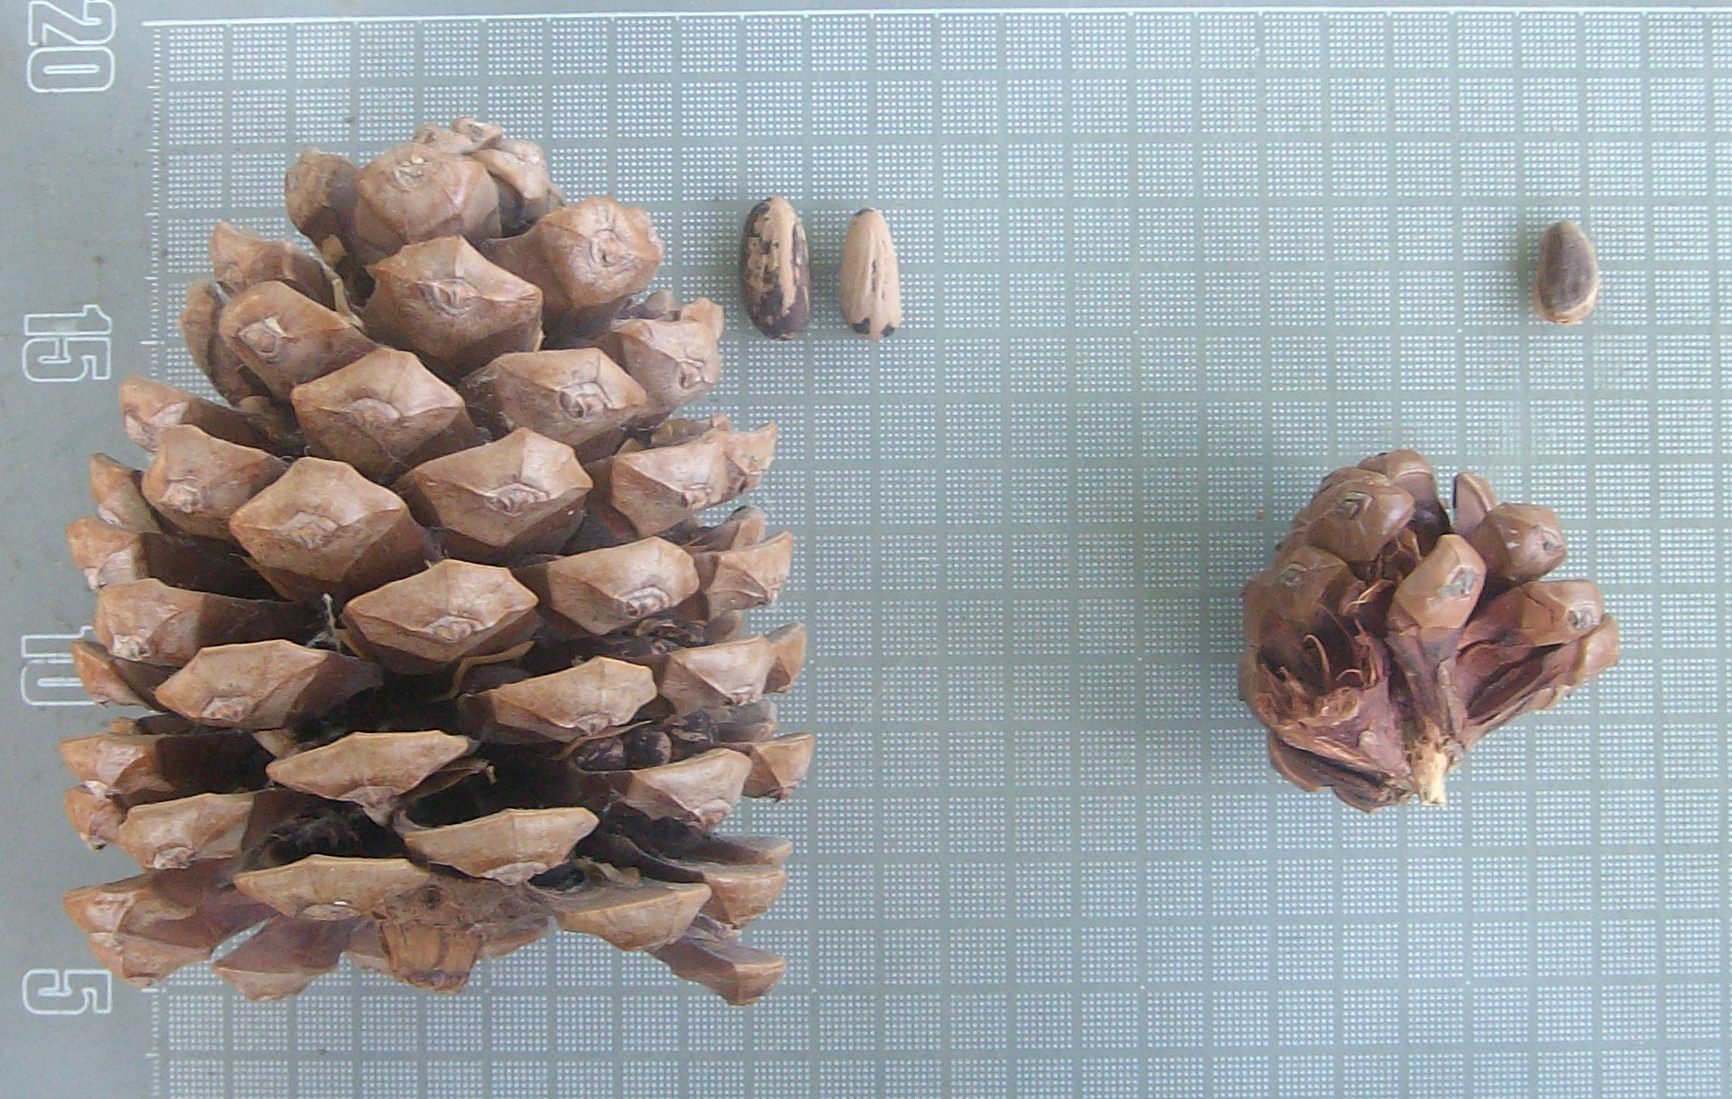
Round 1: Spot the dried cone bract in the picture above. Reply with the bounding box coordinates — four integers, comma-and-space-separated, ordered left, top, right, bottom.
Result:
1241, 451, 1618, 811
61, 119, 809, 1005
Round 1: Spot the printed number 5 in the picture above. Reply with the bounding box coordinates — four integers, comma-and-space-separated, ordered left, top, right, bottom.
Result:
27, 2, 116, 94
21, 969, 113, 1015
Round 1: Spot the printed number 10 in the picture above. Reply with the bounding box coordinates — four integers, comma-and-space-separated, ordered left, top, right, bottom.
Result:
28, 1, 116, 94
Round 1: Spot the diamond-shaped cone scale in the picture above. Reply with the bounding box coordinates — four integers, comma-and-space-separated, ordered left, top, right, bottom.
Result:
70, 638, 172, 707
283, 149, 359, 278
473, 139, 563, 232
395, 428, 590, 561
516, 537, 699, 635
233, 856, 433, 921
90, 453, 162, 533
63, 787, 126, 850
468, 657, 656, 744
651, 916, 786, 1006
400, 807, 598, 885
480, 196, 661, 319
340, 560, 539, 675
217, 281, 380, 399
228, 457, 431, 602
350, 144, 500, 265
60, 727, 265, 801
182, 279, 270, 405
115, 792, 258, 870
141, 425, 288, 541
211, 916, 355, 1000
656, 637, 777, 715
1466, 503, 1567, 588
289, 348, 479, 480
585, 828, 788, 929
737, 733, 816, 800
154, 641, 381, 729
264, 730, 475, 814
539, 874, 710, 952
604, 749, 751, 829
361, 236, 542, 376
597, 301, 723, 421
460, 348, 646, 457
93, 579, 313, 667
87, 888, 268, 986
61, 863, 228, 935
119, 375, 274, 453
210, 220, 336, 307
68, 516, 271, 596
688, 530, 793, 616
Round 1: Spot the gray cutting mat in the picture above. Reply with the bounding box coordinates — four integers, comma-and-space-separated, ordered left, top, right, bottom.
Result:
0, 3, 1727, 1098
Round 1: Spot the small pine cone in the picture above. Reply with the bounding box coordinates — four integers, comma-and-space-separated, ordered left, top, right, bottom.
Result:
62, 117, 808, 1006
1241, 450, 1619, 811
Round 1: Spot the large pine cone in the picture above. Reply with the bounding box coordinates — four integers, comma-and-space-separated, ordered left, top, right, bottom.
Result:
60, 118, 811, 1005
1241, 451, 1618, 811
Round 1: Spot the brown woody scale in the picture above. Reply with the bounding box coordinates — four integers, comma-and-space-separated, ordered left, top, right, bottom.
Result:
61, 118, 811, 1006
1240, 450, 1619, 811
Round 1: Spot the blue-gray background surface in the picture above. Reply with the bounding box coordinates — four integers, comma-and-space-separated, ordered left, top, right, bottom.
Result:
1, 4, 1726, 1098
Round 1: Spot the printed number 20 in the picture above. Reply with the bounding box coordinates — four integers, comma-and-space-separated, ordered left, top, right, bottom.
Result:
27, 2, 116, 94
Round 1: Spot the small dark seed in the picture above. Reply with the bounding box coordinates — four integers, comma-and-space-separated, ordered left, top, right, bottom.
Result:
1532, 220, 1599, 325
